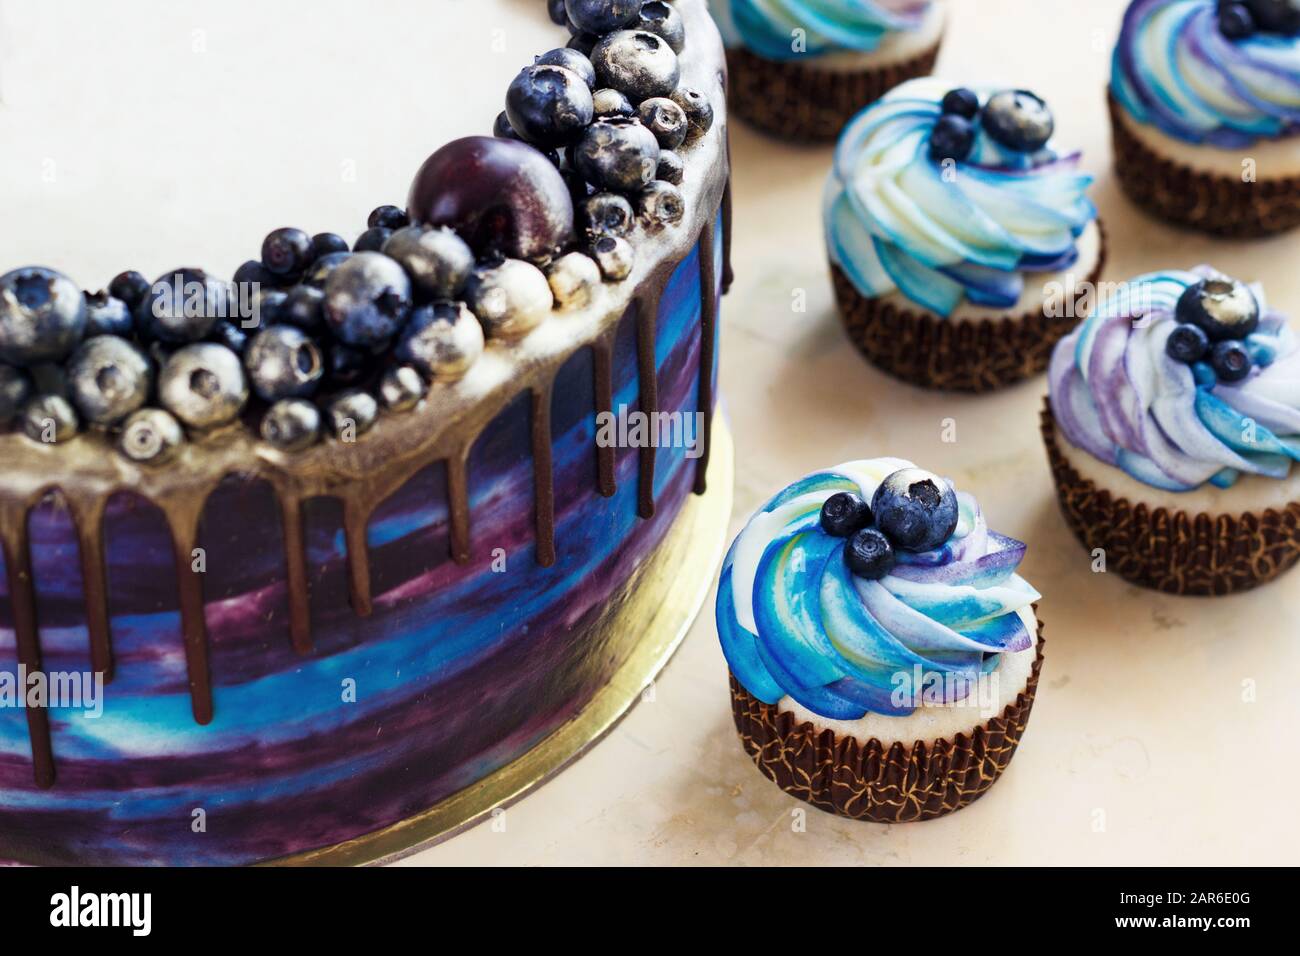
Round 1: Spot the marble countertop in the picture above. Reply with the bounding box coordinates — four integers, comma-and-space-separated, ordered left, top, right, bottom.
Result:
409, 0, 1300, 866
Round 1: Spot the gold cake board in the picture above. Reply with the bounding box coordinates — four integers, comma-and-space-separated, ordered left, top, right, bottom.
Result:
271, 419, 735, 866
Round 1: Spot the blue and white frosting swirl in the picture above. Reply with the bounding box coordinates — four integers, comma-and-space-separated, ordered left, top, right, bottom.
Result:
1049, 268, 1300, 492
824, 78, 1097, 318
717, 459, 1039, 721
1112, 0, 1300, 147
708, 0, 931, 60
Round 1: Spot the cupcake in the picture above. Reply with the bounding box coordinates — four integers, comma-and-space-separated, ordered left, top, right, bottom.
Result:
707, 0, 946, 142
1110, 0, 1300, 237
826, 78, 1104, 392
1045, 268, 1300, 595
718, 460, 1044, 822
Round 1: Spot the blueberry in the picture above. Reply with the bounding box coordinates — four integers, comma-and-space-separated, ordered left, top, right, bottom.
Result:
137, 268, 229, 343
209, 320, 250, 355
591, 235, 635, 280
506, 64, 595, 148
536, 48, 597, 90
1211, 339, 1253, 382
326, 342, 369, 387
1244, 0, 1300, 35
234, 259, 278, 291
464, 258, 554, 340
1219, 2, 1257, 37
1176, 276, 1260, 341
638, 180, 685, 228
591, 30, 681, 104
574, 117, 661, 192
261, 227, 313, 278
244, 325, 324, 401
407, 136, 575, 262
656, 149, 684, 185
108, 270, 151, 311
670, 87, 714, 144
593, 87, 635, 118
0, 267, 88, 366
368, 205, 409, 231
251, 288, 289, 328
379, 365, 427, 412
353, 226, 393, 252
157, 342, 249, 429
548, 0, 569, 25
982, 89, 1055, 153
281, 285, 325, 330
493, 110, 522, 141
546, 252, 602, 310
941, 87, 980, 120
871, 468, 959, 554
326, 389, 379, 439
21, 394, 79, 444
261, 398, 321, 452
309, 232, 351, 261
65, 335, 152, 426
929, 114, 976, 163
637, 96, 688, 149
565, 0, 640, 34
844, 527, 896, 580
1166, 323, 1210, 364
819, 492, 873, 537
118, 407, 184, 465
323, 252, 413, 347
382, 225, 476, 301
578, 192, 636, 238
302, 251, 353, 289
396, 300, 484, 380
0, 363, 33, 426
83, 290, 135, 337
568, 32, 600, 56
636, 1, 686, 53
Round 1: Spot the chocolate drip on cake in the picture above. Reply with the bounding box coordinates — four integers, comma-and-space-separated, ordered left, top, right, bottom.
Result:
636, 292, 662, 520
593, 331, 618, 499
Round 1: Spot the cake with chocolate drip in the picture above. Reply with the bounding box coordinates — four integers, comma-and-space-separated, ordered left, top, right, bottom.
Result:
0, 0, 730, 864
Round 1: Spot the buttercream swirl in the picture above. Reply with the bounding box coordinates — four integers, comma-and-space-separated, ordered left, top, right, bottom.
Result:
1049, 267, 1300, 491
824, 78, 1096, 318
717, 459, 1039, 720
1111, 0, 1300, 147
708, 0, 930, 60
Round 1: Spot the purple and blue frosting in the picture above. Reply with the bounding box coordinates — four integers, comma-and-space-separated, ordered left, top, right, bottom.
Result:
1111, 0, 1300, 147
1050, 267, 1300, 492
824, 78, 1096, 318
708, 0, 932, 60
717, 459, 1038, 721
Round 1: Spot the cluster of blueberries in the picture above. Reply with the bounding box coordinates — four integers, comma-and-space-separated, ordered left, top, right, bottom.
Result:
1218, 0, 1300, 40
1164, 276, 1263, 383
819, 468, 960, 581
0, 0, 715, 464
928, 87, 1056, 165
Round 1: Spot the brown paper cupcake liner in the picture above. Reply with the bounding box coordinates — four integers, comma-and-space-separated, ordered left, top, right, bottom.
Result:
729, 620, 1044, 824
830, 221, 1108, 393
726, 41, 941, 144
1041, 400, 1300, 595
1108, 91, 1300, 239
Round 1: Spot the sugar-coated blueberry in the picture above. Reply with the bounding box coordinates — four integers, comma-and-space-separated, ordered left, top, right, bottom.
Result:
637, 1, 686, 53
982, 89, 1055, 153
158, 342, 249, 429
638, 180, 685, 228
396, 300, 484, 380
138, 268, 229, 343
844, 527, 896, 580
323, 252, 413, 347
565, 0, 640, 34
592, 235, 635, 280
590, 30, 681, 104
326, 389, 379, 439
1210, 339, 1253, 382
871, 468, 959, 553
929, 114, 976, 163
670, 87, 714, 144
546, 252, 602, 310
0, 266, 88, 366
574, 117, 661, 192
506, 64, 595, 148
536, 47, 597, 90
637, 96, 688, 149
1176, 276, 1260, 341
261, 398, 321, 452
656, 149, 684, 185
578, 192, 636, 239
118, 407, 184, 464
819, 492, 873, 537
464, 258, 554, 340
244, 325, 324, 401
382, 225, 475, 302
65, 334, 152, 426
592, 88, 635, 118
1166, 323, 1210, 364
941, 87, 980, 119
22, 394, 79, 444
379, 365, 427, 412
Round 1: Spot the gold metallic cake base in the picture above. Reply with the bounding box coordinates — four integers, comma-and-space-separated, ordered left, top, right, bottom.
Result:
272, 420, 735, 866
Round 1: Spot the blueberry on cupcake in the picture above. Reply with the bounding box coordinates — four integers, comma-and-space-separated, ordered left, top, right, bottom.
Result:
1045, 267, 1300, 594
825, 78, 1103, 392
719, 459, 1044, 822
1110, 0, 1300, 237
707, 0, 947, 142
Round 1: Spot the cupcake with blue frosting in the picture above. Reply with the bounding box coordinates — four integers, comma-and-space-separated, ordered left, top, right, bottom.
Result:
719, 459, 1044, 822
707, 0, 947, 142
1045, 268, 1300, 594
826, 78, 1104, 392
1110, 0, 1300, 237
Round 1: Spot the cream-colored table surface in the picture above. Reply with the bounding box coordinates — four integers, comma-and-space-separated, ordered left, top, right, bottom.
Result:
408, 0, 1300, 866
